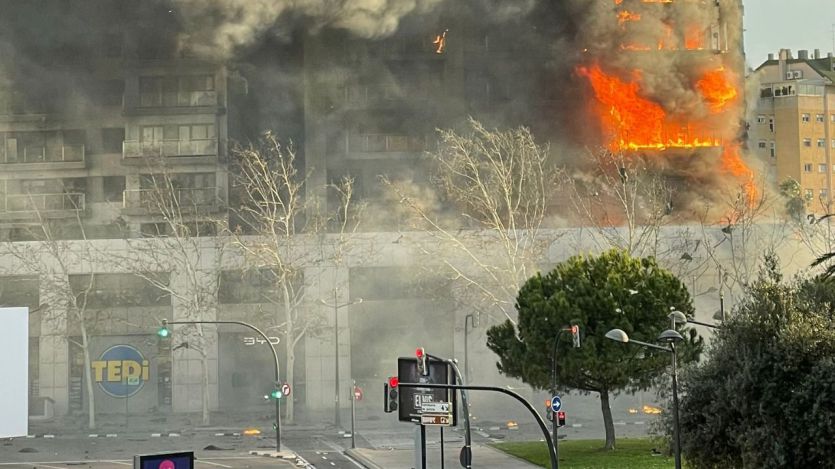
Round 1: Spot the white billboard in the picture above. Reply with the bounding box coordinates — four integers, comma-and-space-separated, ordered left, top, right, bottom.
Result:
0, 307, 28, 438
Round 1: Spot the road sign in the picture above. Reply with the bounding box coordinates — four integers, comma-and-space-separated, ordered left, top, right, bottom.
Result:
281, 383, 291, 397
354, 386, 363, 401
551, 395, 561, 412
421, 402, 450, 413
420, 414, 452, 426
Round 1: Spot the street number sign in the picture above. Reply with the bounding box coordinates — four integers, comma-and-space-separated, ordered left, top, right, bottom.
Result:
421, 402, 450, 413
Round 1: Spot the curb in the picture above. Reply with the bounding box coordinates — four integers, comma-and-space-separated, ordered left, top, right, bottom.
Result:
344, 448, 383, 469
151, 433, 182, 438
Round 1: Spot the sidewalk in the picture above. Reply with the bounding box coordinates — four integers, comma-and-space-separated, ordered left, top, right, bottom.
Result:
347, 444, 541, 469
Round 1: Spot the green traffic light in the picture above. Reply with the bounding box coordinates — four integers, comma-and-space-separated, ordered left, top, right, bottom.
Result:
270, 389, 281, 399
157, 327, 170, 338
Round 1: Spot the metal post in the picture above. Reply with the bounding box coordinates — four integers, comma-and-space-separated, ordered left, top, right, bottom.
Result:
426, 354, 472, 469
671, 344, 682, 469
420, 425, 427, 469
350, 379, 356, 449
163, 320, 281, 452
333, 291, 341, 429
440, 427, 445, 469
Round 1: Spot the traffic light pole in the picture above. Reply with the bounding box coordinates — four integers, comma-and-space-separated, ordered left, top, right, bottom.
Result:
162, 319, 282, 452
551, 331, 565, 469
396, 382, 558, 469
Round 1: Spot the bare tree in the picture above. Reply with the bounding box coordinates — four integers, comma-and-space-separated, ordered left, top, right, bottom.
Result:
564, 149, 674, 258
381, 118, 559, 324
0, 202, 105, 429
117, 160, 229, 426
230, 132, 363, 423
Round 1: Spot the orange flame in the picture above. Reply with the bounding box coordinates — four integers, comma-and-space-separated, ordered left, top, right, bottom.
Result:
433, 30, 448, 54
617, 10, 641, 25
721, 143, 758, 204
684, 25, 705, 50
577, 64, 720, 151
697, 68, 738, 113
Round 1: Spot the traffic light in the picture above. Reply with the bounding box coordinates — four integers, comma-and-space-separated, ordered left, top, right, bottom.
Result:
545, 399, 553, 421
384, 376, 399, 413
157, 320, 170, 338
416, 347, 428, 376
571, 325, 581, 348
557, 411, 566, 427
267, 388, 281, 400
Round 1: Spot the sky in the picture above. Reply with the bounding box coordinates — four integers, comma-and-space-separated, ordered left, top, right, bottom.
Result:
744, 0, 835, 68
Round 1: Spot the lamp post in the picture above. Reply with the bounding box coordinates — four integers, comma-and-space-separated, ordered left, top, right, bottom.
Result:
463, 312, 480, 383
605, 328, 683, 469
318, 294, 362, 429
669, 310, 719, 330
157, 319, 282, 452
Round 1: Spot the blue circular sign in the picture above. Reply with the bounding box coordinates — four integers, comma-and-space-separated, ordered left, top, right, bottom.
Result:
551, 396, 562, 412
92, 344, 149, 398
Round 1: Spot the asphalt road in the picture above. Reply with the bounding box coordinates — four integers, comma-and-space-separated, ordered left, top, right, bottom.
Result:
0, 456, 298, 469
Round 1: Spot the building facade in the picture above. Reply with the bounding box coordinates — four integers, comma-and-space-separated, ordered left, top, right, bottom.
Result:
750, 49, 835, 213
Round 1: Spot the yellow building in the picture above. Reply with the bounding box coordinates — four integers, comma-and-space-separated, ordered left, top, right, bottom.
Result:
751, 49, 835, 214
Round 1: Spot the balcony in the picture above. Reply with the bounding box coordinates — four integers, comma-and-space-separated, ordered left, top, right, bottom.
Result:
0, 193, 85, 220
340, 134, 430, 159
0, 144, 86, 171
121, 187, 221, 215
122, 139, 217, 163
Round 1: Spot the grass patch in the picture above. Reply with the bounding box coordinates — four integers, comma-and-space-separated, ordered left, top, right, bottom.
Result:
492, 438, 674, 468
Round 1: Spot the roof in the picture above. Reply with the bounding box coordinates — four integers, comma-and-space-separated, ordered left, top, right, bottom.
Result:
754, 57, 835, 83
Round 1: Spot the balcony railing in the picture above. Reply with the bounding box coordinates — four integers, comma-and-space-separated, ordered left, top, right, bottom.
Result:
122, 187, 219, 212
2, 193, 85, 214
1, 144, 85, 164
347, 134, 429, 153
138, 91, 218, 108
122, 139, 217, 159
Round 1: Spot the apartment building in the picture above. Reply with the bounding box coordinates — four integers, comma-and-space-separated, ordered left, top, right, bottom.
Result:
750, 49, 835, 214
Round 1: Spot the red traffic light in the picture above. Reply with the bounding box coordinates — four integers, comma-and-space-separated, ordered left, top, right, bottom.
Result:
570, 325, 578, 334
388, 376, 399, 388
415, 347, 425, 358
557, 411, 565, 418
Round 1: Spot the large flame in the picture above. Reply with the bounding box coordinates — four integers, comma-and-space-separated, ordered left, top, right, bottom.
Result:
697, 67, 738, 113
577, 64, 720, 151
721, 143, 758, 204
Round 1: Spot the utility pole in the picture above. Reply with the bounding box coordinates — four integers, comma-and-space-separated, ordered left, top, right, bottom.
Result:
319, 294, 362, 429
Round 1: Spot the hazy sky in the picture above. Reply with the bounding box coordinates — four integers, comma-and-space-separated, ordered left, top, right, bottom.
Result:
744, 0, 835, 68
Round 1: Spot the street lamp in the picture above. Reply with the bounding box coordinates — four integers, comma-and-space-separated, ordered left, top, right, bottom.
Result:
605, 328, 684, 469
669, 310, 719, 330
463, 312, 480, 383
318, 294, 363, 429
158, 318, 283, 452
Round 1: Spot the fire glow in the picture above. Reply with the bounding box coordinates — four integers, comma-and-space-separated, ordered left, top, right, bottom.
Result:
577, 64, 721, 151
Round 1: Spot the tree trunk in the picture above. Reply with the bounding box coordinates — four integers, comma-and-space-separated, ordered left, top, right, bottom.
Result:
284, 338, 295, 424
81, 325, 96, 430
600, 388, 615, 450
201, 350, 211, 426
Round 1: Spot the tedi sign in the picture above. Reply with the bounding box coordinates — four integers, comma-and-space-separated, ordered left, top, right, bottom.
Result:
91, 345, 149, 398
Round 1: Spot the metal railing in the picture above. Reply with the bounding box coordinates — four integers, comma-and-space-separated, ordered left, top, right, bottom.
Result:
122, 187, 219, 211
138, 91, 217, 108
2, 193, 85, 213
122, 139, 217, 159
1, 144, 85, 164
347, 134, 428, 153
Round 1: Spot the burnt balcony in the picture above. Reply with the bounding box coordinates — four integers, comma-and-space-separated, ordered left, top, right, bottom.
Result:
121, 187, 221, 216
122, 139, 217, 164
338, 133, 431, 159
0, 144, 86, 170
0, 192, 85, 220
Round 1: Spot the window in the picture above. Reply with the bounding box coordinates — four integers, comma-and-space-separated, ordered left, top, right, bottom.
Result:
831, 114, 835, 123
102, 176, 125, 202
804, 138, 812, 147
769, 117, 775, 132
806, 189, 814, 200
819, 164, 827, 173
804, 163, 813, 172
832, 139, 835, 149
769, 141, 776, 158
821, 189, 829, 200
756, 115, 767, 124
817, 114, 825, 123
101, 128, 125, 153
757, 140, 767, 149
139, 75, 215, 108
802, 113, 811, 123
818, 139, 827, 148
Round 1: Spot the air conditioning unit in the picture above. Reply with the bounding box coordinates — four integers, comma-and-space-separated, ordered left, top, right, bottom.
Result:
786, 71, 794, 80
793, 70, 803, 79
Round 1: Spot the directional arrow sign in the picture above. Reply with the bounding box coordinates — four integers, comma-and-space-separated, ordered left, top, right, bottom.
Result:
551, 395, 562, 412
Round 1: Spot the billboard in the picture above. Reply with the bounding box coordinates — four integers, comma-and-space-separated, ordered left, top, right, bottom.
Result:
0, 307, 28, 438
